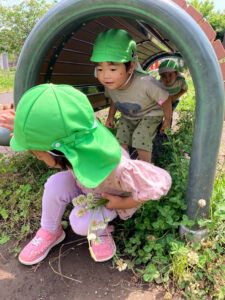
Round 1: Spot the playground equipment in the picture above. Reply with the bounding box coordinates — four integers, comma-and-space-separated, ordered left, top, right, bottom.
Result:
1, 0, 224, 239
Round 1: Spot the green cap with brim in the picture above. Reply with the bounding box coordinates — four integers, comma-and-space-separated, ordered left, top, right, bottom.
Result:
158, 59, 179, 74
10, 84, 121, 188
90, 28, 148, 75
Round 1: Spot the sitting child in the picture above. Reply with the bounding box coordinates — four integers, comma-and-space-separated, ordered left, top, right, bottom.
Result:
0, 84, 172, 265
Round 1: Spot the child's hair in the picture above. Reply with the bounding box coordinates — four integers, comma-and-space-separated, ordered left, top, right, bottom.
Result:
125, 61, 131, 71
48, 150, 72, 170
95, 61, 131, 71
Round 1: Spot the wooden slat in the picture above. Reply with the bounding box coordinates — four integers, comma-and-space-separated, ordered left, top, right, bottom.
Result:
171, 0, 187, 9
212, 40, 225, 61
220, 62, 225, 80
52, 63, 94, 74
57, 51, 91, 62
65, 39, 93, 54
185, 5, 203, 25
88, 94, 107, 109
49, 75, 99, 86
200, 21, 216, 43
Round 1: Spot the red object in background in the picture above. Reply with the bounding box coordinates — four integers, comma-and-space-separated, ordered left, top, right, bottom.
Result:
150, 61, 159, 70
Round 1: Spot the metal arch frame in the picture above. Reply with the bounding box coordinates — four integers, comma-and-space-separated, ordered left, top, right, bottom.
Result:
4, 0, 225, 236
142, 52, 182, 70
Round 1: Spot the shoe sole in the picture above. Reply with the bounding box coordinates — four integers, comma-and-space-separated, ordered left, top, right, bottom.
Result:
19, 231, 66, 266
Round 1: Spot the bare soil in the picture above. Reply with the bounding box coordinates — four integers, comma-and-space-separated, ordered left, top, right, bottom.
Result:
0, 228, 175, 300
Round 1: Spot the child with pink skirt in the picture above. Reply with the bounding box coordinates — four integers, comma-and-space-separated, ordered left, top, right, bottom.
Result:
0, 83, 171, 265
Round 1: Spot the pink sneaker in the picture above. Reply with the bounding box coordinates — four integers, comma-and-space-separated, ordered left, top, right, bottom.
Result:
89, 226, 116, 262
18, 226, 65, 265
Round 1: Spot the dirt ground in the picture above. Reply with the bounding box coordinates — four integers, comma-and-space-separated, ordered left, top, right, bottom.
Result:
0, 92, 224, 300
1, 228, 176, 300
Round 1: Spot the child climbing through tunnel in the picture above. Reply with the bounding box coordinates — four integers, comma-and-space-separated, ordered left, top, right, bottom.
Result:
0, 84, 171, 265
158, 59, 188, 125
90, 28, 173, 163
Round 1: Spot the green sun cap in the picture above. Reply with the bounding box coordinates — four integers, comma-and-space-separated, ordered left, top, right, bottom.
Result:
10, 84, 121, 188
158, 59, 178, 74
90, 28, 137, 63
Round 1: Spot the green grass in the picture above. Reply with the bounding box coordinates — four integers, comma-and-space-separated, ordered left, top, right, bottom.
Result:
0, 68, 15, 92
0, 74, 224, 298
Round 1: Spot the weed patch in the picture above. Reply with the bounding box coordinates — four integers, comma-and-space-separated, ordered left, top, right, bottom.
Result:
0, 152, 57, 249
0, 68, 15, 92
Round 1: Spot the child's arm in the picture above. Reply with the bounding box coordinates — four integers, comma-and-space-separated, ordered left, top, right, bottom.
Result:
171, 89, 187, 103
0, 108, 15, 131
103, 192, 143, 209
106, 100, 117, 129
160, 96, 172, 133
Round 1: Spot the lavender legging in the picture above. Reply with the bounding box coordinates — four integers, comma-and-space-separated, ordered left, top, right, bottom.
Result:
41, 171, 117, 236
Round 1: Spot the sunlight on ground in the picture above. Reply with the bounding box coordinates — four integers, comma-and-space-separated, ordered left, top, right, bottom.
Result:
0, 269, 15, 280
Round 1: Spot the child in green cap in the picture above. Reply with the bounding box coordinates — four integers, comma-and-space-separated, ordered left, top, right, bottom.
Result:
158, 59, 188, 122
90, 28, 172, 163
0, 84, 171, 266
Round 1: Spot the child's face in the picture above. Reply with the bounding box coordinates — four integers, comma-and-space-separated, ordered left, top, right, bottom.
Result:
95, 61, 135, 90
160, 71, 177, 86
31, 150, 61, 169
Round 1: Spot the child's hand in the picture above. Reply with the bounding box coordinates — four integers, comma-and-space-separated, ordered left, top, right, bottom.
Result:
102, 192, 141, 209
103, 193, 123, 209
0, 109, 15, 131
106, 115, 115, 128
160, 119, 170, 134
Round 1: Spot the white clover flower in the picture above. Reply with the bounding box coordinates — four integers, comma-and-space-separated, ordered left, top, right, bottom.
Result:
198, 199, 206, 208
117, 263, 127, 272
104, 217, 110, 223
90, 219, 98, 231
75, 207, 86, 218
98, 220, 107, 230
86, 198, 94, 208
187, 251, 199, 265
147, 235, 156, 242
92, 237, 101, 245
87, 193, 94, 202
116, 259, 127, 272
72, 197, 79, 206
85, 204, 92, 212
87, 233, 97, 241
77, 194, 87, 205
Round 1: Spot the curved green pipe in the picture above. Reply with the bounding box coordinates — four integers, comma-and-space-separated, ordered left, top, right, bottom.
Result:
142, 52, 182, 69
3, 0, 225, 226
0, 127, 11, 146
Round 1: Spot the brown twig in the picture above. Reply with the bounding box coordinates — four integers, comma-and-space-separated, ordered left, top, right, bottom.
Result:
48, 238, 87, 284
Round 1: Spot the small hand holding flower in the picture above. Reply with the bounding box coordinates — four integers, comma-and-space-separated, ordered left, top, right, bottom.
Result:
102, 192, 142, 210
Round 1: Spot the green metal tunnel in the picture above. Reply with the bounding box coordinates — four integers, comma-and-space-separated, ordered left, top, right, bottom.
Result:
1, 0, 224, 237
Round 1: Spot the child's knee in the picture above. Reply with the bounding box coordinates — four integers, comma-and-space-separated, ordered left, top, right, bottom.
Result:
69, 207, 89, 236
